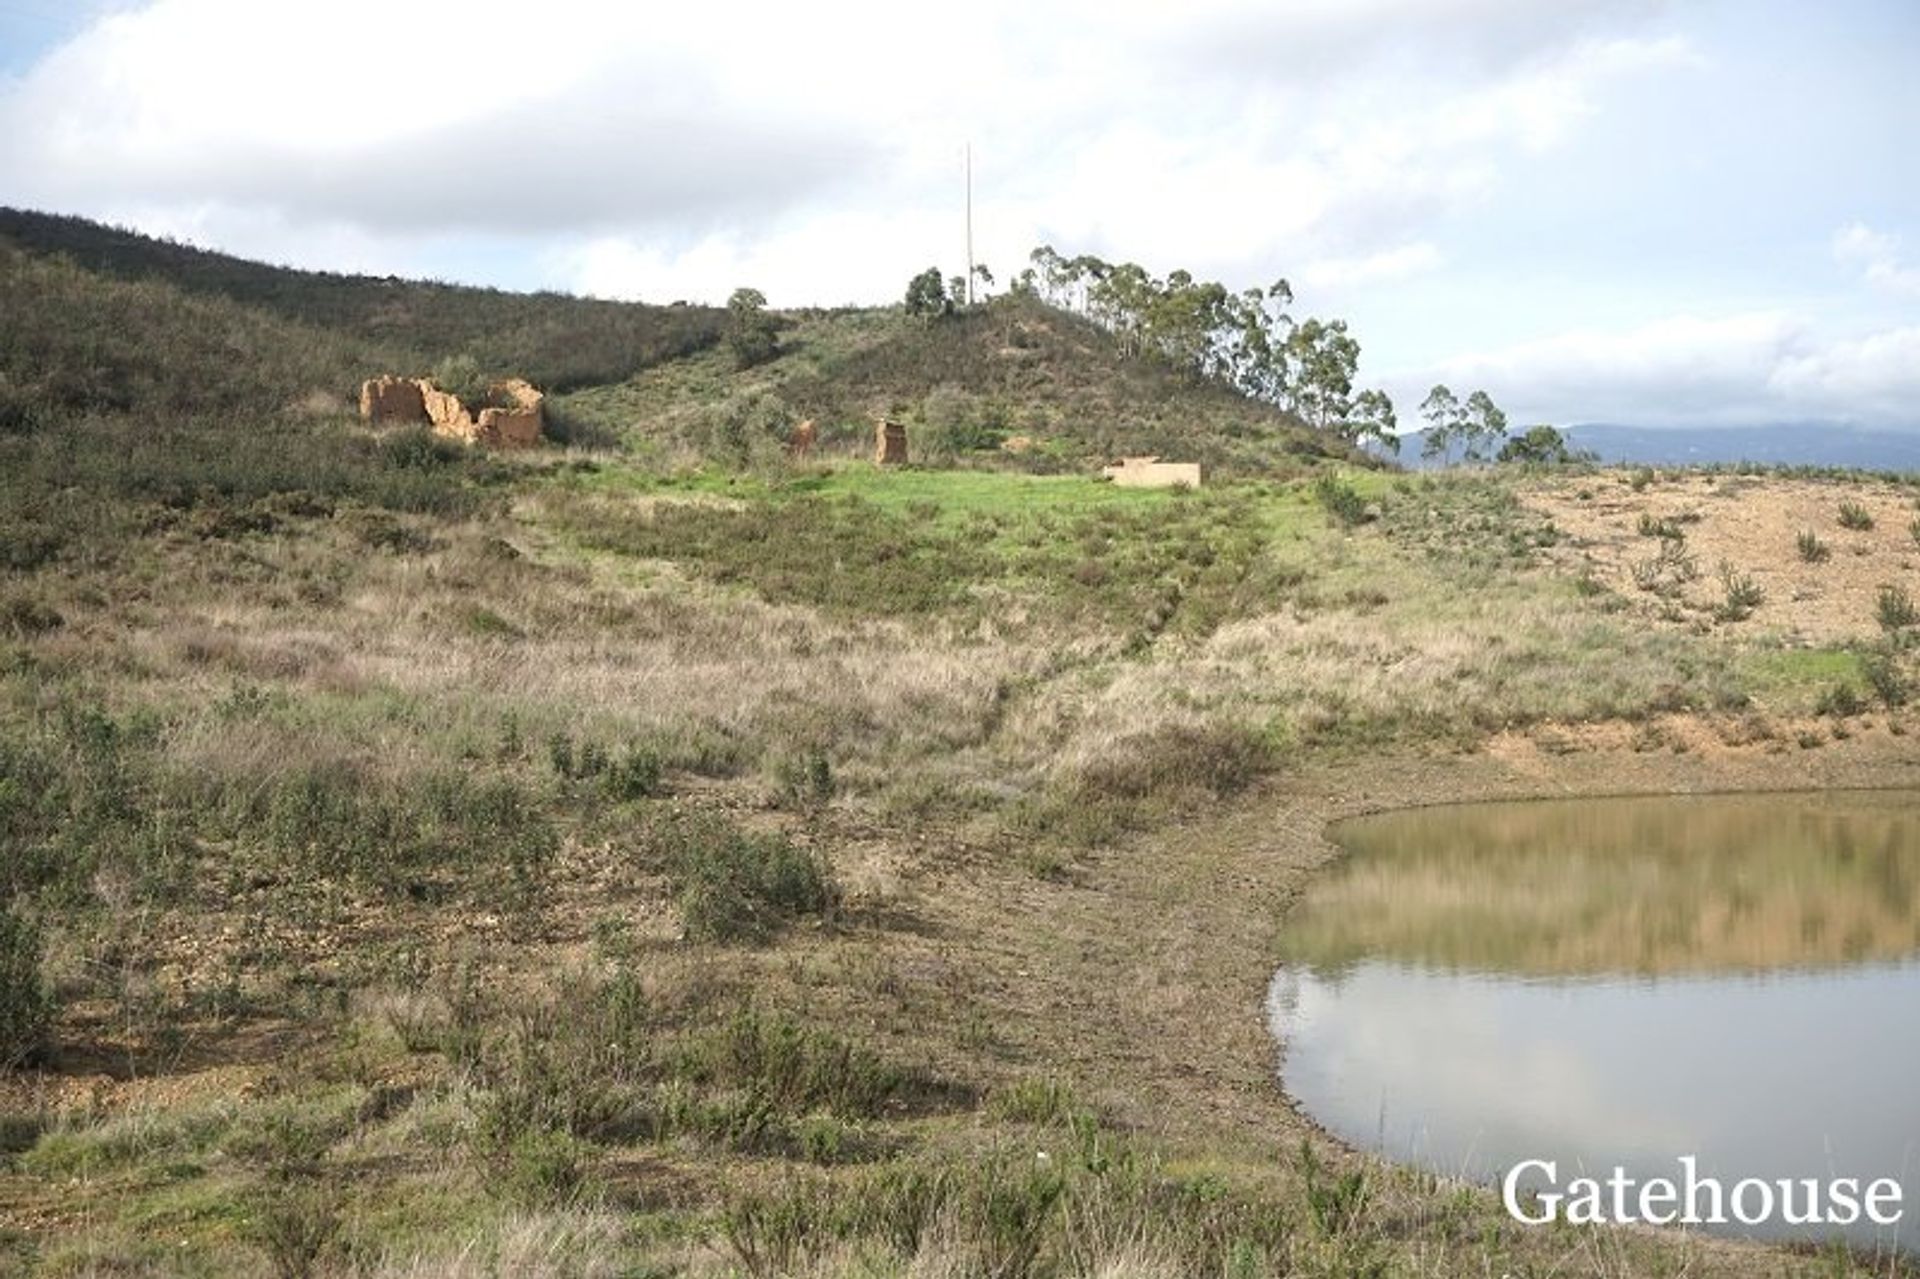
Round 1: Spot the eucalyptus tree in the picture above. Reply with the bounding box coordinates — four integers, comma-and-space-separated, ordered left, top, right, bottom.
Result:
1420, 384, 1465, 465
1462, 390, 1510, 461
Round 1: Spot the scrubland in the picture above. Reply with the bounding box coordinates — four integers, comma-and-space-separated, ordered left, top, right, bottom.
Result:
4, 211, 1919, 1277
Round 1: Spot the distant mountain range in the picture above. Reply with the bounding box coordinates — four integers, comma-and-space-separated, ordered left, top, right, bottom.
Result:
1389, 423, 1920, 472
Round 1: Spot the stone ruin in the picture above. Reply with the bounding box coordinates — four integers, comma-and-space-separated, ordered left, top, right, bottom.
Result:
874, 417, 908, 465
788, 418, 817, 459
1101, 456, 1202, 489
358, 375, 545, 449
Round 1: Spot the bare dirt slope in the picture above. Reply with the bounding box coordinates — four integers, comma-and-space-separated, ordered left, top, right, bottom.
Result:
1526, 471, 1919, 643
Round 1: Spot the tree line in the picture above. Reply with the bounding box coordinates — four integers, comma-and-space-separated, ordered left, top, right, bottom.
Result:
895, 247, 1578, 466
726, 250, 1580, 467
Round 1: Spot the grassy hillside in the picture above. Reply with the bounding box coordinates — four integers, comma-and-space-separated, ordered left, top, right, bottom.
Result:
559, 294, 1371, 475
0, 241, 416, 428
0, 208, 726, 394
2, 211, 1916, 1278
2, 207, 1365, 475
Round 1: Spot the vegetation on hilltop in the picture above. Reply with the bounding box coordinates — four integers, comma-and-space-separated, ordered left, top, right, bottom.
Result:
559, 291, 1379, 475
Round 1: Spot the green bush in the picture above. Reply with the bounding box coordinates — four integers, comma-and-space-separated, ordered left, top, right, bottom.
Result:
678, 1007, 903, 1118
1796, 529, 1830, 563
377, 425, 464, 471
655, 814, 839, 942
1816, 682, 1867, 718
1864, 651, 1909, 708
0, 902, 52, 1069
602, 745, 664, 801
1838, 500, 1874, 531
1877, 584, 1917, 633
1637, 513, 1684, 540
1313, 473, 1368, 528
770, 750, 833, 810
1714, 565, 1765, 622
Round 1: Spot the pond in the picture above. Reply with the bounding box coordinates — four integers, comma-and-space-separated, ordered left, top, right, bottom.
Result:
1268, 791, 1920, 1254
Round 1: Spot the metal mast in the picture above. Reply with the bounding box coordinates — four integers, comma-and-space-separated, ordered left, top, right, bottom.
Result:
965, 142, 974, 306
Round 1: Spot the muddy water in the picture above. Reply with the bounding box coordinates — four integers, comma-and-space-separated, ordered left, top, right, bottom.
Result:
1268, 791, 1920, 1253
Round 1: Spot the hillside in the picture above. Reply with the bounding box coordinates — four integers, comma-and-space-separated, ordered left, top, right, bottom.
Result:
0, 207, 727, 395
6, 209, 1917, 1278
559, 294, 1369, 475
0, 207, 1366, 475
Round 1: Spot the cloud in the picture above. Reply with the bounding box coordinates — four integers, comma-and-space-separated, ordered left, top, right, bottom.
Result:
1833, 222, 1920, 297
0, 0, 1694, 295
0, 2, 876, 237
1393, 310, 1920, 427
1299, 242, 1444, 290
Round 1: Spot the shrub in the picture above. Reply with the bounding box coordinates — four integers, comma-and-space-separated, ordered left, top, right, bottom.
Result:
1816, 683, 1867, 718
1313, 473, 1369, 528
1838, 500, 1874, 531
1864, 651, 1909, 708
770, 750, 833, 810
602, 745, 663, 801
378, 425, 463, 471
1877, 584, 1917, 633
0, 902, 52, 1069
242, 1182, 341, 1279
1796, 529, 1830, 563
679, 1006, 904, 1118
1637, 513, 1683, 540
656, 814, 839, 943
1714, 565, 1764, 622
1071, 722, 1271, 805
1297, 1140, 1370, 1239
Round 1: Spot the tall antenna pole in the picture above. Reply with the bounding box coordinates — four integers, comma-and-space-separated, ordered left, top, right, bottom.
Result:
965, 142, 974, 307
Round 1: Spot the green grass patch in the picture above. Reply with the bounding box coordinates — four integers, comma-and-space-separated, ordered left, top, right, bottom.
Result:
1742, 647, 1866, 701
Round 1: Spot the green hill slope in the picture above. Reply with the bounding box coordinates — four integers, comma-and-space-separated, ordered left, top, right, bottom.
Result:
1, 207, 1371, 474
0, 239, 413, 428
561, 294, 1371, 474
0, 207, 726, 394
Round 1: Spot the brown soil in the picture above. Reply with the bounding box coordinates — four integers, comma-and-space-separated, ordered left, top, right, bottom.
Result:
1526, 472, 1920, 642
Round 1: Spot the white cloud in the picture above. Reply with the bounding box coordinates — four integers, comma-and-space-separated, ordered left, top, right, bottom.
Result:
1300, 242, 1444, 291
0, 0, 1695, 298
1392, 311, 1920, 427
1770, 325, 1920, 416
1833, 222, 1920, 297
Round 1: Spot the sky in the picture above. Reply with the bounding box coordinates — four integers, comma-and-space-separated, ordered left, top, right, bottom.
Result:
1, 0, 1915, 431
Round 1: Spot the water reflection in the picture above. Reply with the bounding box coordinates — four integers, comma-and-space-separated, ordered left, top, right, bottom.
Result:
1270, 791, 1920, 1252
1279, 791, 1920, 978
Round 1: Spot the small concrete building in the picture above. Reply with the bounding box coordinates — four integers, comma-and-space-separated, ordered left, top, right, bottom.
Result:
1101, 456, 1201, 489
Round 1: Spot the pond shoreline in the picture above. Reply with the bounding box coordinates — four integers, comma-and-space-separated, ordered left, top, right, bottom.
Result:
1003, 718, 1920, 1274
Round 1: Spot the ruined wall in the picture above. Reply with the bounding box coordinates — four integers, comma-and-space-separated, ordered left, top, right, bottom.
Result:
357, 375, 544, 449
874, 418, 908, 465
358, 375, 426, 424
472, 378, 544, 449
1101, 456, 1201, 489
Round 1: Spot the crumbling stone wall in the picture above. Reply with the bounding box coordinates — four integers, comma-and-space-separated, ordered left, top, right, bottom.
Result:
874, 418, 907, 465
359, 375, 426, 424
472, 379, 544, 449
357, 375, 544, 449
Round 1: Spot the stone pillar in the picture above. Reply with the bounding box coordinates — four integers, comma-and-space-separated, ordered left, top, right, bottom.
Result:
874, 418, 907, 465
